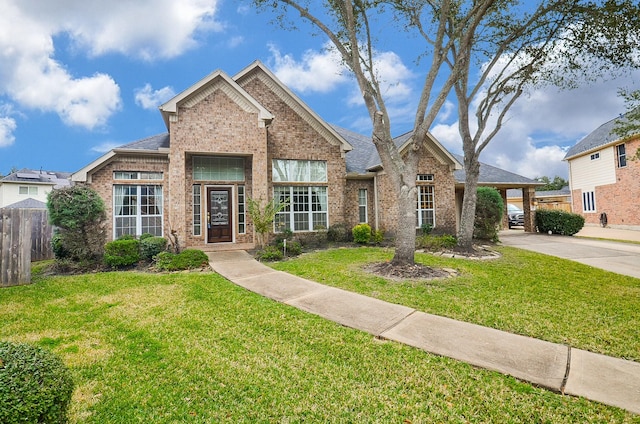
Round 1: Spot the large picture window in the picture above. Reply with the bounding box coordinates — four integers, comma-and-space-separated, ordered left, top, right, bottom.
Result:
416, 185, 435, 228
114, 185, 163, 238
274, 186, 328, 232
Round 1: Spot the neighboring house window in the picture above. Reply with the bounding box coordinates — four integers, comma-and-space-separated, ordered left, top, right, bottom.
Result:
272, 159, 328, 232
18, 186, 38, 195
274, 186, 328, 232
358, 189, 368, 223
193, 185, 201, 236
114, 185, 163, 238
582, 190, 596, 212
193, 157, 245, 181
416, 185, 435, 228
114, 171, 163, 180
590, 152, 600, 160
616, 143, 627, 168
238, 185, 246, 234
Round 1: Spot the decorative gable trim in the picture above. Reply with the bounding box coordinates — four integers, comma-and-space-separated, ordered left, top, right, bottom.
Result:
234, 61, 352, 155
159, 70, 274, 129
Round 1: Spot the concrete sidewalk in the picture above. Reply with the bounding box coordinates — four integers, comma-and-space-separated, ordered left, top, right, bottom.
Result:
208, 250, 640, 415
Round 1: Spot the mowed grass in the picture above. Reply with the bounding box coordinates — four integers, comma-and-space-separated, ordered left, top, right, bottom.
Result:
271, 247, 640, 361
0, 257, 636, 422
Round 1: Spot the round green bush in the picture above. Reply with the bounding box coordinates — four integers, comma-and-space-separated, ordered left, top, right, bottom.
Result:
0, 341, 74, 424
140, 236, 167, 261
352, 223, 372, 244
474, 187, 504, 241
256, 245, 284, 261
327, 223, 352, 242
103, 238, 141, 268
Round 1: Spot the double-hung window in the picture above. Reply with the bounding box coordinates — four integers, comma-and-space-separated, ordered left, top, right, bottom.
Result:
416, 185, 435, 228
273, 159, 328, 232
114, 185, 163, 238
616, 144, 627, 168
582, 190, 596, 212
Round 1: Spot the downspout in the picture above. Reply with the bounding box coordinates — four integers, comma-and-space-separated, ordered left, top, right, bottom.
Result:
374, 173, 380, 231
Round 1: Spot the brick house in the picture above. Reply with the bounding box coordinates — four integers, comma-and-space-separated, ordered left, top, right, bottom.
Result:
72, 61, 538, 249
564, 111, 640, 229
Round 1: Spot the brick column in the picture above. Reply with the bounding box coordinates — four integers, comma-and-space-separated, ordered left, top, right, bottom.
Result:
523, 186, 535, 232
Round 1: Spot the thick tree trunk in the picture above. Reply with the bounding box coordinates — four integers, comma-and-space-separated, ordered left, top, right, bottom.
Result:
457, 154, 480, 249
391, 185, 417, 265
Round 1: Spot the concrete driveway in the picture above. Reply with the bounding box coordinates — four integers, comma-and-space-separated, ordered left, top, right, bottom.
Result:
500, 230, 640, 279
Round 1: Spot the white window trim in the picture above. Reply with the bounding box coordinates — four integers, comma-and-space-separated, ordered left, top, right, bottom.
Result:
582, 190, 596, 213
113, 184, 164, 238
358, 188, 368, 224
416, 185, 436, 228
274, 186, 328, 232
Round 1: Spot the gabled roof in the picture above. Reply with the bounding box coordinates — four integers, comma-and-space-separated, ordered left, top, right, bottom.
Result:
564, 108, 640, 160
159, 68, 274, 130
234, 61, 352, 154
4, 198, 47, 209
336, 126, 461, 174
72, 133, 169, 182
1, 168, 71, 188
453, 154, 541, 187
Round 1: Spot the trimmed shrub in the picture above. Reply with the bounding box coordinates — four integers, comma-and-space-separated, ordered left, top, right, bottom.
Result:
103, 238, 141, 268
535, 209, 585, 236
352, 223, 372, 244
140, 236, 167, 261
0, 341, 74, 424
417, 234, 458, 251
280, 240, 303, 256
371, 229, 384, 245
255, 245, 284, 262
139, 233, 154, 241
51, 230, 69, 259
155, 249, 209, 271
327, 223, 352, 242
474, 187, 504, 242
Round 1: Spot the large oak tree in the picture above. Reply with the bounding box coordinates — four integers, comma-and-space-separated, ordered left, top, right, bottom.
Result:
255, 0, 640, 261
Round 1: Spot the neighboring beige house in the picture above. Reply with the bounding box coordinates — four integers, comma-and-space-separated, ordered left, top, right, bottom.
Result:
564, 112, 640, 229
72, 61, 539, 249
0, 169, 71, 209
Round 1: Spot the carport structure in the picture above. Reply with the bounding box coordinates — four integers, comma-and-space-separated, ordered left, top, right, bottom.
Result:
452, 154, 543, 232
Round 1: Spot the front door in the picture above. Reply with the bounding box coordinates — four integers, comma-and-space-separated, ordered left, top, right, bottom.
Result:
207, 187, 232, 243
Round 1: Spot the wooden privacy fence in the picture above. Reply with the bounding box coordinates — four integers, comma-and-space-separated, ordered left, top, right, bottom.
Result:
0, 208, 54, 287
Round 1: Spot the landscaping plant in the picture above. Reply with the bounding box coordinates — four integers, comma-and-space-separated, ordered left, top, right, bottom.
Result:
0, 341, 74, 424
473, 187, 504, 242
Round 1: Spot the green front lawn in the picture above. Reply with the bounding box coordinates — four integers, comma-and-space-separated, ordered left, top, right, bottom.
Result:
0, 252, 637, 422
271, 247, 640, 361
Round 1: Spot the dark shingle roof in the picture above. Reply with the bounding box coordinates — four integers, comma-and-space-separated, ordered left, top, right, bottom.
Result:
4, 198, 47, 209
1, 168, 71, 188
453, 154, 540, 186
333, 126, 381, 173
564, 108, 639, 160
118, 133, 170, 151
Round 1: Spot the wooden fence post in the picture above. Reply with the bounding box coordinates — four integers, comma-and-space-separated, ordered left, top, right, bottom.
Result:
0, 208, 33, 287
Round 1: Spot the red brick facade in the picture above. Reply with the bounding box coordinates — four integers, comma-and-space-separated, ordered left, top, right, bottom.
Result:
77, 62, 461, 249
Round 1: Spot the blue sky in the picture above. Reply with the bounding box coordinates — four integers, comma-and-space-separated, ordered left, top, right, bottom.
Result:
0, 0, 638, 179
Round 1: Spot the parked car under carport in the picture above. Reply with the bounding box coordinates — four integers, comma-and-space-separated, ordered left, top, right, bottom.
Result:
508, 204, 524, 228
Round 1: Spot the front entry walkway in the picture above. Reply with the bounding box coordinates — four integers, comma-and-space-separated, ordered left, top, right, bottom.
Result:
207, 250, 640, 415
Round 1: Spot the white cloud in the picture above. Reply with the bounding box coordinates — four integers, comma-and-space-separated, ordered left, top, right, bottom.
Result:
134, 84, 176, 110
227, 36, 244, 49
0, 117, 17, 147
269, 43, 348, 93
0, 0, 221, 134
91, 141, 121, 154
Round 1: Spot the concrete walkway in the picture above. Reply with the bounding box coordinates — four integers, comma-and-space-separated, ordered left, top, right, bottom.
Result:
207, 250, 640, 415
500, 226, 640, 279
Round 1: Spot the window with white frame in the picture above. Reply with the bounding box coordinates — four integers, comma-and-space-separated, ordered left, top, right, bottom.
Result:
238, 185, 246, 234
274, 186, 328, 232
193, 185, 201, 236
416, 185, 435, 227
358, 189, 368, 223
18, 186, 38, 195
417, 174, 434, 182
114, 185, 163, 238
616, 143, 627, 168
114, 171, 163, 180
590, 152, 600, 160
582, 190, 596, 212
